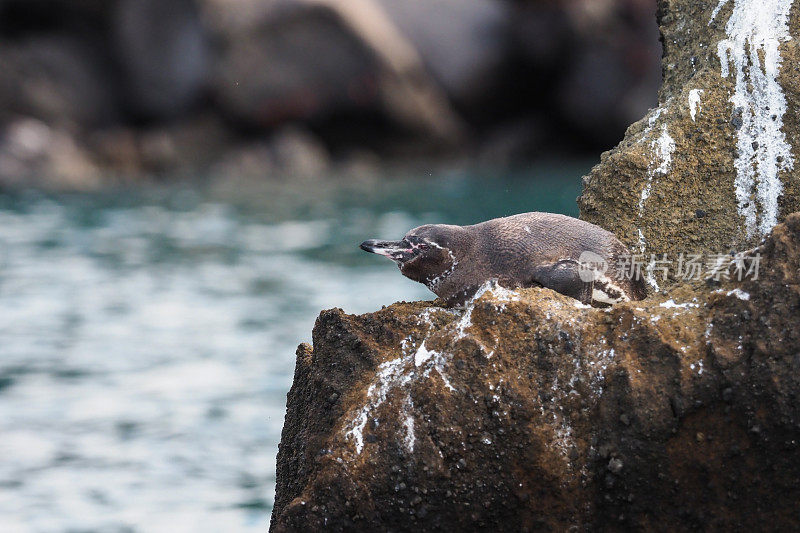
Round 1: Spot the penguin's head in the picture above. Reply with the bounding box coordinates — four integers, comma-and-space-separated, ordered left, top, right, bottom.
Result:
360, 224, 468, 289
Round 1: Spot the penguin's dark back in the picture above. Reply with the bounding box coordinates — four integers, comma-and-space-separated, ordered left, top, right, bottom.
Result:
466, 212, 647, 301
470, 212, 623, 262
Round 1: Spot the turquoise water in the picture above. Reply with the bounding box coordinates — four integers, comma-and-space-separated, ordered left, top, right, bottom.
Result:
0, 163, 587, 532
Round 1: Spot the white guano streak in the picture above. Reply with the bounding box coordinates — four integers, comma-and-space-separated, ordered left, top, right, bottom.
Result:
689, 89, 704, 121
638, 110, 676, 223
344, 281, 517, 455
652, 125, 677, 178
345, 357, 412, 454
710, 0, 731, 22
638, 120, 675, 291
712, 0, 795, 237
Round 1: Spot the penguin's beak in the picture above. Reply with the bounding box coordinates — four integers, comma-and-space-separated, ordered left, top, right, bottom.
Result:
360, 239, 414, 263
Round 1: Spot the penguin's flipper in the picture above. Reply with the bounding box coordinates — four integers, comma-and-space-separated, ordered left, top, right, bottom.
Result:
529, 259, 593, 304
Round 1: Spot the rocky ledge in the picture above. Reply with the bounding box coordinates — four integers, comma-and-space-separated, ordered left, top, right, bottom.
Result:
271, 213, 800, 531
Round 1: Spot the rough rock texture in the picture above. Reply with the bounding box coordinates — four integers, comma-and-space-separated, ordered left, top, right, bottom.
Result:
578, 0, 800, 278
271, 213, 800, 531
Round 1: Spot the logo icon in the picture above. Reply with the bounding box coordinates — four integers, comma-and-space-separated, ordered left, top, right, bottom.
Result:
578, 251, 608, 282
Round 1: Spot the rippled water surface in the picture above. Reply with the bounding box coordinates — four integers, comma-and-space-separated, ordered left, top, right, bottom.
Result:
0, 165, 586, 532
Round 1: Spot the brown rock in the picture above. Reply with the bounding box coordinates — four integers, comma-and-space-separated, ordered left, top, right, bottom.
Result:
578, 0, 800, 290
271, 2, 800, 529
270, 213, 800, 531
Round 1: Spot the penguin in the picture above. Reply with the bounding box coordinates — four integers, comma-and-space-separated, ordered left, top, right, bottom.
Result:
360, 212, 646, 306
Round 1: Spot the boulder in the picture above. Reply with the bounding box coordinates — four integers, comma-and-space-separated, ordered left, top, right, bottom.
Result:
270, 213, 800, 531
112, 0, 208, 119
578, 0, 800, 289
373, 0, 510, 108
0, 118, 102, 189
0, 36, 117, 128
209, 0, 464, 147
509, 0, 662, 147
0, 0, 208, 123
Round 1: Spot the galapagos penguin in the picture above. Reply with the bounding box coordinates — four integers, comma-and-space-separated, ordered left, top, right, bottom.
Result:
360, 212, 646, 306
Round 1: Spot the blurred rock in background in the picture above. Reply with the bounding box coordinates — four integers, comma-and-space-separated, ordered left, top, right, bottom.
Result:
114, 0, 208, 120
0, 0, 661, 188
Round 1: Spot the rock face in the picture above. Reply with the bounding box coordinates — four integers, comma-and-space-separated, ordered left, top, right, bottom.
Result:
271, 213, 800, 531
578, 0, 800, 284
